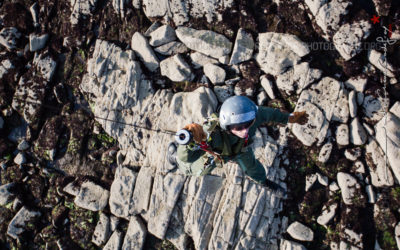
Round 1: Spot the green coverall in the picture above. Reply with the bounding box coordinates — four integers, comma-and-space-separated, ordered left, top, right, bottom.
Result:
176, 106, 290, 183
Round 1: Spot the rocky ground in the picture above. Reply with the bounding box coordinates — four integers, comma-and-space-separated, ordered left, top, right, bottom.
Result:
0, 0, 400, 249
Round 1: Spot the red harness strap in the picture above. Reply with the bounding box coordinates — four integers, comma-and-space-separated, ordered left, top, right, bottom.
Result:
199, 141, 223, 162
244, 134, 249, 147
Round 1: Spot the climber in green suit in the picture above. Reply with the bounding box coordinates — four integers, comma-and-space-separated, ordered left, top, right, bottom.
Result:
167, 96, 308, 187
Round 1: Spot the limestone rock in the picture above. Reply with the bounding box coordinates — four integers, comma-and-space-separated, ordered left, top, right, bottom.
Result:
160, 54, 194, 82
257, 91, 268, 106
332, 88, 349, 123
0, 183, 16, 206
343, 228, 363, 249
92, 213, 111, 246
318, 142, 332, 163
17, 140, 29, 151
365, 137, 393, 186
176, 27, 232, 59
7, 207, 41, 239
317, 203, 337, 226
315, 0, 352, 36
213, 85, 233, 103
122, 216, 147, 250
344, 148, 361, 161
350, 118, 367, 145
280, 239, 307, 250
204, 63, 226, 84
29, 33, 49, 52
304, 0, 328, 16
256, 32, 309, 76
333, 21, 372, 60
305, 174, 318, 192
190, 52, 219, 69
70, 0, 97, 25
149, 25, 176, 47
103, 230, 123, 250
74, 181, 110, 211
109, 165, 137, 218
368, 50, 396, 78
276, 62, 322, 95
345, 76, 368, 92
375, 112, 400, 184
291, 101, 325, 146
154, 41, 188, 56
260, 75, 276, 99
147, 173, 186, 239
63, 181, 80, 196
349, 90, 358, 118
336, 124, 349, 146
0, 27, 21, 50
130, 166, 153, 215
337, 172, 362, 205
287, 221, 314, 241
229, 28, 254, 65
362, 93, 389, 123
13, 153, 26, 165
131, 32, 159, 72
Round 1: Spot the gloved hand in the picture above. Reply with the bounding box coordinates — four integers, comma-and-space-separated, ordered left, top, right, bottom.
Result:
183, 123, 207, 143
288, 111, 309, 125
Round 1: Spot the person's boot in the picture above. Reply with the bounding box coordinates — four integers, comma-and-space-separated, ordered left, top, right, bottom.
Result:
264, 179, 286, 199
167, 142, 178, 167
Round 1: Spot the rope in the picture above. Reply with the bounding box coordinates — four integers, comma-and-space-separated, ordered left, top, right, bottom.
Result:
9, 99, 177, 136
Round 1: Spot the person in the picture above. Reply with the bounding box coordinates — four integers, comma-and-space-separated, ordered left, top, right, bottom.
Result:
167, 95, 308, 190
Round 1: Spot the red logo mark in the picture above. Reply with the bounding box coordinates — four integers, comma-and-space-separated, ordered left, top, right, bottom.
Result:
388, 24, 392, 38
371, 15, 380, 24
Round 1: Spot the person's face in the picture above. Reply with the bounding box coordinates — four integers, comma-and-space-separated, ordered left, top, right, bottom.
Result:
229, 120, 254, 138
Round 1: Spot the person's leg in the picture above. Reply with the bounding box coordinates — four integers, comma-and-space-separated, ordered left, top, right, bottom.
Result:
234, 148, 266, 184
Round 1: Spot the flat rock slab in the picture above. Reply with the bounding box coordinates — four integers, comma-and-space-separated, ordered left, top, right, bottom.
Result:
92, 213, 111, 246
7, 207, 41, 239
74, 181, 110, 211
366, 139, 394, 187
109, 166, 137, 218
229, 28, 254, 65
176, 27, 232, 59
256, 32, 309, 76
122, 216, 147, 249
337, 172, 362, 205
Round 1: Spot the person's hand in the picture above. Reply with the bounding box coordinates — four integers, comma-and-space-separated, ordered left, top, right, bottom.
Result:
183, 123, 207, 143
288, 111, 309, 125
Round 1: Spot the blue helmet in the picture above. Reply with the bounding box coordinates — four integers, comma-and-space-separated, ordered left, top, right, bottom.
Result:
219, 96, 258, 130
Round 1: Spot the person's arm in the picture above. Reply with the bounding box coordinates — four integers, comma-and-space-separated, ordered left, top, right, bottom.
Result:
256, 106, 291, 124
177, 143, 204, 163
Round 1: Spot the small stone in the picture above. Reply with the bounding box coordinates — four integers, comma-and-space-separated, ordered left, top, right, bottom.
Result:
92, 213, 111, 246
317, 203, 337, 226
154, 41, 188, 56
149, 25, 176, 47
203, 63, 226, 84
257, 91, 268, 106
336, 124, 349, 146
131, 32, 159, 72
287, 221, 314, 241
280, 239, 307, 250
317, 173, 329, 186
29, 33, 49, 52
160, 54, 194, 82
350, 118, 367, 145
144, 22, 161, 37
329, 181, 340, 192
110, 215, 119, 232
260, 75, 276, 99
190, 52, 219, 69
349, 90, 357, 118
229, 28, 254, 65
17, 140, 30, 151
0, 183, 16, 206
344, 148, 361, 161
213, 85, 233, 103
318, 142, 332, 163
354, 161, 365, 174
305, 174, 318, 192
14, 153, 26, 165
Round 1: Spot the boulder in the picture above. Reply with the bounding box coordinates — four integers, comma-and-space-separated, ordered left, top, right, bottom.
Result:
103, 230, 123, 250
190, 52, 219, 69
287, 221, 314, 241
213, 85, 233, 103
375, 111, 400, 184
70, 0, 98, 25
280, 239, 307, 250
92, 213, 111, 246
0, 27, 21, 50
7, 207, 41, 239
317, 203, 337, 226
122, 216, 147, 250
131, 32, 159, 72
276, 62, 322, 95
368, 50, 396, 78
109, 165, 137, 218
315, 0, 352, 36
0, 183, 16, 205
154, 41, 188, 56
256, 32, 309, 76
149, 25, 176, 47
160, 54, 194, 82
204, 63, 226, 84
318, 142, 332, 163
349, 90, 358, 118
337, 172, 362, 205
333, 21, 372, 60
229, 28, 254, 65
260, 75, 276, 99
332, 88, 349, 123
29, 33, 49, 52
349, 118, 367, 145
74, 181, 110, 211
176, 27, 232, 59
